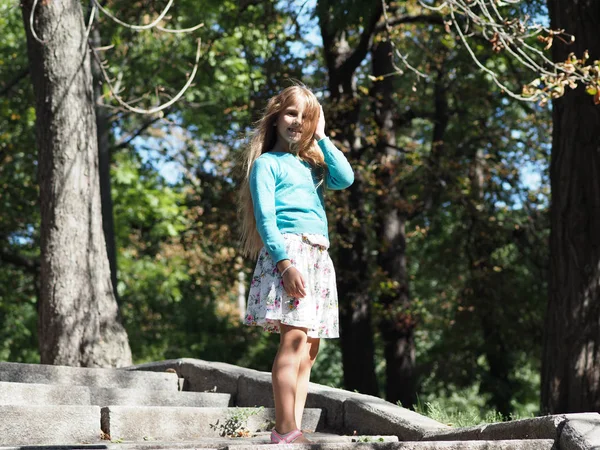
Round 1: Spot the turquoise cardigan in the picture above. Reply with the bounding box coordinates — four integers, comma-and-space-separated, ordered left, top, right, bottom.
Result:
249, 137, 354, 263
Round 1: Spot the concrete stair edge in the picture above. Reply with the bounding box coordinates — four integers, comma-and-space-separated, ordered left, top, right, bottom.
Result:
0, 362, 179, 391
0, 438, 556, 450
90, 386, 232, 407
0, 380, 91, 405
100, 406, 325, 442
0, 380, 232, 407
224, 440, 556, 450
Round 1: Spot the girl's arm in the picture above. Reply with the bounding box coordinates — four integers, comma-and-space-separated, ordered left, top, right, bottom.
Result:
249, 157, 288, 264
314, 105, 354, 190
317, 137, 354, 190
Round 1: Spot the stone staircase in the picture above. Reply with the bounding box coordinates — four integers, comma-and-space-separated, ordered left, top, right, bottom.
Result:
0, 358, 597, 450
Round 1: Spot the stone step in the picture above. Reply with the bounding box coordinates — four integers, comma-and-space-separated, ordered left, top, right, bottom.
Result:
250, 432, 399, 443
0, 439, 556, 450
0, 380, 91, 405
0, 380, 231, 407
90, 386, 232, 407
225, 440, 556, 450
0, 405, 101, 446
0, 362, 179, 391
0, 434, 396, 450
101, 406, 325, 441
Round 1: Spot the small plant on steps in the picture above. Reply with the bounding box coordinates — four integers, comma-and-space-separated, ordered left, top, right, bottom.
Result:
210, 407, 264, 437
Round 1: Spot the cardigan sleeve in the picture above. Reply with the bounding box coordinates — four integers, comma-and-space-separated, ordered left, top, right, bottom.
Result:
318, 137, 354, 190
249, 157, 288, 263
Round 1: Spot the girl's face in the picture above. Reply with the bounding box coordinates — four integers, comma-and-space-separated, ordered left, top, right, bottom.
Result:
275, 98, 307, 150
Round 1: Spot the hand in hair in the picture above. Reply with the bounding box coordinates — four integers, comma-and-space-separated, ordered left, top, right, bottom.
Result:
314, 105, 326, 141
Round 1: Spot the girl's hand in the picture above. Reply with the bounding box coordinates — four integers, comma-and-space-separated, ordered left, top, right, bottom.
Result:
282, 267, 307, 298
314, 105, 326, 141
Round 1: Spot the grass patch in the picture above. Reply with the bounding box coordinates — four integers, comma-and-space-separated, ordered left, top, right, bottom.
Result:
414, 399, 505, 428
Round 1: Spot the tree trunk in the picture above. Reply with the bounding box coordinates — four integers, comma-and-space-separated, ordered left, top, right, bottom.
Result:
91, 27, 119, 302
21, 0, 132, 367
317, 2, 381, 396
330, 74, 380, 397
371, 39, 416, 408
542, 0, 600, 413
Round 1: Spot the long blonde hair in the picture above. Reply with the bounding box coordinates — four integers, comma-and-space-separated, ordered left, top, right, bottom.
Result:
238, 85, 326, 259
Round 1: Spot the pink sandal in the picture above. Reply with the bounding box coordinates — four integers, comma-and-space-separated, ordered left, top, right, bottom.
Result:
270, 429, 304, 444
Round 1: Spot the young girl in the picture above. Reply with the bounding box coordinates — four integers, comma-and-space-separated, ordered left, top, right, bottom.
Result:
239, 85, 354, 444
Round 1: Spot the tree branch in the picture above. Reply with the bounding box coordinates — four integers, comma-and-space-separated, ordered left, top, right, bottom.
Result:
156, 23, 204, 34
28, 0, 46, 44
377, 0, 429, 79
407, 0, 594, 104
90, 38, 202, 115
375, 13, 444, 32
91, 0, 173, 31
316, 3, 336, 74
114, 116, 164, 149
339, 2, 384, 75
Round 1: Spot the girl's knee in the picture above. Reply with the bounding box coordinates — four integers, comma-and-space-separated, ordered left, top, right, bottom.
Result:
279, 326, 308, 354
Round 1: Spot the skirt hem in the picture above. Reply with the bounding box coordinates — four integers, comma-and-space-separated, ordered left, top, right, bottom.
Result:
246, 319, 339, 339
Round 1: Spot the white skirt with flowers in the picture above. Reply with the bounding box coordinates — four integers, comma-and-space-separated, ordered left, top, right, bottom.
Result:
244, 233, 339, 338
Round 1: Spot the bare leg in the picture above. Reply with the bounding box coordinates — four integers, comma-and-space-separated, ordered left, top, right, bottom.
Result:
272, 324, 308, 435
295, 337, 320, 430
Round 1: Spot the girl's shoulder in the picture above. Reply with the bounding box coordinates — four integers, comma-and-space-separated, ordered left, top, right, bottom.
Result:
257, 150, 291, 160
255, 152, 278, 167
254, 151, 292, 169
251, 152, 285, 177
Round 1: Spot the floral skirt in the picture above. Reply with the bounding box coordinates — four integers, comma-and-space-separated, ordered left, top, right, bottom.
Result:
244, 234, 339, 338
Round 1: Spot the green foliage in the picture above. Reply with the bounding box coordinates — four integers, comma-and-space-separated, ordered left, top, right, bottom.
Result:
414, 362, 538, 426
111, 149, 239, 362
416, 354, 540, 420
209, 407, 265, 437
311, 339, 344, 388
111, 151, 191, 361
0, 266, 38, 363
0, 1, 40, 363
316, 0, 380, 38
415, 395, 506, 428
352, 436, 386, 443
112, 151, 187, 245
